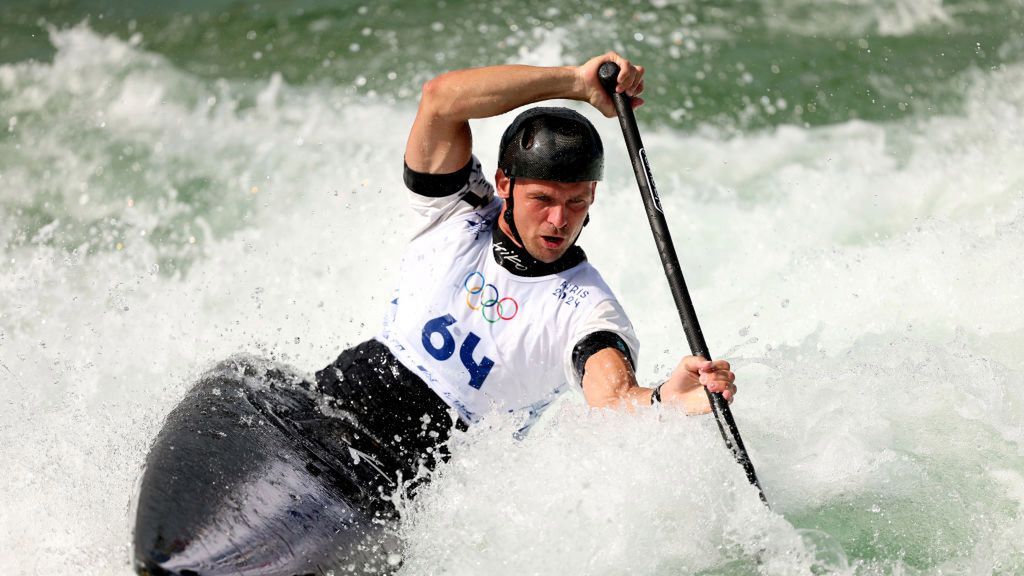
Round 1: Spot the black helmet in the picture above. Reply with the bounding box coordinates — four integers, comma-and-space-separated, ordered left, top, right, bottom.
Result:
498, 107, 603, 182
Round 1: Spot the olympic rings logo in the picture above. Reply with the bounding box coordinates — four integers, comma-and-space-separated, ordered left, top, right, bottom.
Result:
463, 271, 519, 323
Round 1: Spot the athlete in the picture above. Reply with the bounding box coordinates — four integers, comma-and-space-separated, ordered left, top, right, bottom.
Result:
315, 51, 737, 480
132, 52, 741, 576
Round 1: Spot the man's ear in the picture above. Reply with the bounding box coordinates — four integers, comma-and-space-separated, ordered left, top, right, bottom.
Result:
495, 168, 510, 199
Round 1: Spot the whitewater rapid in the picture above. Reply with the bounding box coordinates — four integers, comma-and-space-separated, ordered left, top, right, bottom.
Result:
2, 25, 1023, 575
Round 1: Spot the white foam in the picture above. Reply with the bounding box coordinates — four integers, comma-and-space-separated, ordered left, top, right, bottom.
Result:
397, 408, 822, 575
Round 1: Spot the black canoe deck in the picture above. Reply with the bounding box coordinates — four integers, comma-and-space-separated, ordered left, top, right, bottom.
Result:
133, 356, 402, 576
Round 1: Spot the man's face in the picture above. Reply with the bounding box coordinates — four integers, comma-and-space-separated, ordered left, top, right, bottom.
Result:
496, 170, 596, 263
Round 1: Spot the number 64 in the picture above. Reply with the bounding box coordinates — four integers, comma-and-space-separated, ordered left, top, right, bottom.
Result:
421, 314, 495, 390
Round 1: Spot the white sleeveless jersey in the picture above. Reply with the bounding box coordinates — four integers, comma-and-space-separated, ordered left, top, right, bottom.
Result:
378, 157, 639, 426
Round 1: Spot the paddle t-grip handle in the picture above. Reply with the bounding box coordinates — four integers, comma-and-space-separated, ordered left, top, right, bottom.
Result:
598, 61, 620, 96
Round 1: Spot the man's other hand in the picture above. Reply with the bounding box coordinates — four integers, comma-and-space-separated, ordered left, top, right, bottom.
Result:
660, 356, 736, 415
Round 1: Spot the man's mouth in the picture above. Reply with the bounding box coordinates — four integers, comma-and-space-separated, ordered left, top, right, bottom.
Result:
541, 235, 565, 248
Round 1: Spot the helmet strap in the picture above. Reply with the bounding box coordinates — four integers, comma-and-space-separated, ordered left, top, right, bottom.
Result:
503, 176, 526, 246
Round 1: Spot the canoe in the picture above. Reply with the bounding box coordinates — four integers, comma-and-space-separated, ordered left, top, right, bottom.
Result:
132, 355, 402, 575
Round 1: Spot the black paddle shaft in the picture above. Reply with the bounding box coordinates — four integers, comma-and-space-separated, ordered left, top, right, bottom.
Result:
598, 62, 766, 504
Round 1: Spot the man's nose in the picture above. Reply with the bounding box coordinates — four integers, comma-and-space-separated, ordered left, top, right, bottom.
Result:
548, 205, 568, 229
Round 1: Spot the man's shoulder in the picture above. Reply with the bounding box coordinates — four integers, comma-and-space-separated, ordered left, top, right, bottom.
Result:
405, 155, 496, 226
409, 196, 501, 244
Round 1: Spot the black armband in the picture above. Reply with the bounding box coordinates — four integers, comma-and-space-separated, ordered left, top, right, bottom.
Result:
572, 331, 634, 383
403, 157, 473, 198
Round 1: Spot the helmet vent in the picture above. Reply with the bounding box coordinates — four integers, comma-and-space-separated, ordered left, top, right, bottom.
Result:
521, 125, 536, 149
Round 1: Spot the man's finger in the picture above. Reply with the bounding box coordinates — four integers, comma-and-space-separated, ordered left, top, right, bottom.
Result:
701, 371, 732, 383
708, 380, 737, 397
681, 355, 710, 374
702, 376, 728, 390
622, 67, 638, 93
614, 56, 629, 89
700, 359, 731, 373
623, 66, 639, 88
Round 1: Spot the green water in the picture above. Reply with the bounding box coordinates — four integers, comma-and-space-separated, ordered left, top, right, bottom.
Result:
4, 0, 1023, 131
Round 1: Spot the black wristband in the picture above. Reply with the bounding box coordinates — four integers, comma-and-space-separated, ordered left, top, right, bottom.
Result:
650, 382, 665, 405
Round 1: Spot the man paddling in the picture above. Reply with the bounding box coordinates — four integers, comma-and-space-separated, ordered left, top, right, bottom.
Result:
132, 52, 740, 576
315, 51, 736, 470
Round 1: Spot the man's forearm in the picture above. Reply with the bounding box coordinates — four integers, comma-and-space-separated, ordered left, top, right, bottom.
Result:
405, 65, 584, 174
421, 65, 583, 122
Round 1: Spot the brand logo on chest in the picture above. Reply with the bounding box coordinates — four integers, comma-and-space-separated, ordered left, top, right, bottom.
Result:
492, 241, 529, 272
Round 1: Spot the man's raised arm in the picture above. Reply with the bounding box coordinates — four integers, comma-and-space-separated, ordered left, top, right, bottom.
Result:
404, 53, 645, 175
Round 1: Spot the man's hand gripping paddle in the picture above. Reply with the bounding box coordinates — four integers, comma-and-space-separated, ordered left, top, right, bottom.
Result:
598, 62, 768, 505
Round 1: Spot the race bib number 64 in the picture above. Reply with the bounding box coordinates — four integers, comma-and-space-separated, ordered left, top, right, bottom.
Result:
421, 314, 495, 390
